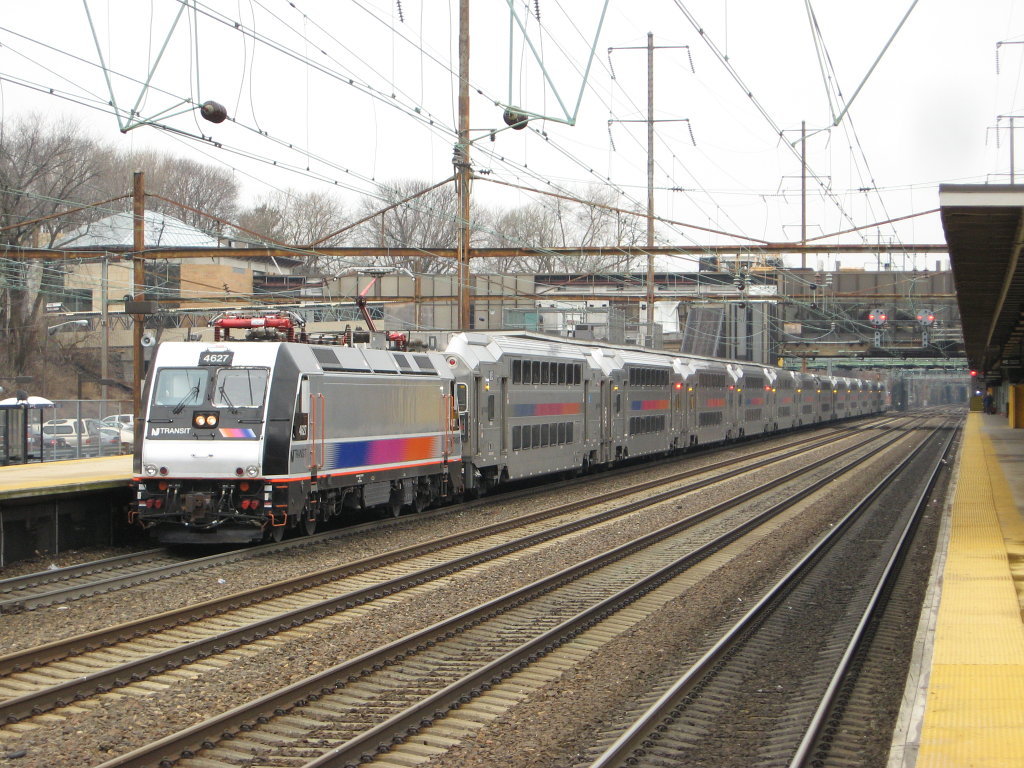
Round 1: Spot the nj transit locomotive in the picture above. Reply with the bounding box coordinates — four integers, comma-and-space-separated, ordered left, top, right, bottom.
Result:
132, 313, 886, 544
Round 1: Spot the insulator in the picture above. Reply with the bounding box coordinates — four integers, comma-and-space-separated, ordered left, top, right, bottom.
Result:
503, 108, 529, 130
200, 101, 228, 124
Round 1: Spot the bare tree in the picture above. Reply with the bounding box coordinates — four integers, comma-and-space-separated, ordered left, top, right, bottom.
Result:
352, 179, 463, 275
99, 149, 240, 235
0, 115, 111, 375
476, 203, 561, 273
236, 188, 351, 276
234, 201, 286, 244
481, 186, 647, 274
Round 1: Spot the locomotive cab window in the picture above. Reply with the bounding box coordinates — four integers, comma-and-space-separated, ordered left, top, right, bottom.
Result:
153, 368, 210, 407
213, 368, 270, 408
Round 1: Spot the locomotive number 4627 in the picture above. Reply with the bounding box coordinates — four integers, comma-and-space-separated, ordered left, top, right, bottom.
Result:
199, 350, 234, 366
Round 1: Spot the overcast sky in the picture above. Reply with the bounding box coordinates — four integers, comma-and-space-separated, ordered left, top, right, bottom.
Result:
1, 1, 1021, 272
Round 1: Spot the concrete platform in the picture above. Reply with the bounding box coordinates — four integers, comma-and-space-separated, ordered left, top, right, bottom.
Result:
0, 455, 132, 501
0, 456, 135, 566
891, 412, 1024, 767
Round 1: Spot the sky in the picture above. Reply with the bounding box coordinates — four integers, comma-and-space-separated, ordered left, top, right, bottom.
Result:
0, 0, 1021, 273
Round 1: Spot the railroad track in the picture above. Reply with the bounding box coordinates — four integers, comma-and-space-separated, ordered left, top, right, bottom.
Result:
0, 548, 170, 613
0, 416, 905, 616
70, 415, 934, 767
0, 417, 914, 727
583, 416, 958, 768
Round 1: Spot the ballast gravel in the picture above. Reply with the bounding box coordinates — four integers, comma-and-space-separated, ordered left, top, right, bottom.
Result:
0, 424, 935, 768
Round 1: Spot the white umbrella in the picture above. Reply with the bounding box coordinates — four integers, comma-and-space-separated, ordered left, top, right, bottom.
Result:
0, 396, 56, 409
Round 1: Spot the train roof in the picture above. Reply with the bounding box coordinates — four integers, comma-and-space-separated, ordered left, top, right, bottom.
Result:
447, 331, 879, 385
151, 340, 451, 378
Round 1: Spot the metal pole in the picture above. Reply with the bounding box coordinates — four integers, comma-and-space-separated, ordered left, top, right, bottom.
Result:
414, 273, 421, 330
132, 172, 145, 428
456, 0, 472, 331
101, 255, 109, 405
801, 120, 807, 268
1011, 116, 1015, 185
645, 32, 655, 331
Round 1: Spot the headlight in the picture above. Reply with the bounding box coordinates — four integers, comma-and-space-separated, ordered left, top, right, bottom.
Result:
193, 412, 219, 428
245, 465, 259, 477
144, 464, 158, 477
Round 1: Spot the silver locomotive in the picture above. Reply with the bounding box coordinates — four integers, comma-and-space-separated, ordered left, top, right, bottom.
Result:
132, 314, 885, 544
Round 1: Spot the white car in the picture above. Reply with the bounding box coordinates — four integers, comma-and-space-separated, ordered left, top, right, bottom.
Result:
100, 414, 135, 452
42, 418, 101, 451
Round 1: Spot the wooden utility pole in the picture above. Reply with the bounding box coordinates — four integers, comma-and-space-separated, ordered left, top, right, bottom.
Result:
645, 32, 655, 331
132, 172, 145, 424
456, 0, 472, 331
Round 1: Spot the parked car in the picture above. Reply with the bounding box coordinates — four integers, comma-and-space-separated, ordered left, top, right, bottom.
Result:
26, 424, 63, 457
94, 426, 122, 454
100, 414, 134, 452
43, 418, 101, 452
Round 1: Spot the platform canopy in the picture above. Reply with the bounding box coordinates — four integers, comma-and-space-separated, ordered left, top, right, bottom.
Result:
939, 184, 1024, 377
0, 396, 55, 409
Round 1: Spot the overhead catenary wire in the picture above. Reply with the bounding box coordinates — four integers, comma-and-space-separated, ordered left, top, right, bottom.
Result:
0, 1, 957, 290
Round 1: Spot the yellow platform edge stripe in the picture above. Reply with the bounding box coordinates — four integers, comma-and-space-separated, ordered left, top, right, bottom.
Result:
917, 414, 1024, 767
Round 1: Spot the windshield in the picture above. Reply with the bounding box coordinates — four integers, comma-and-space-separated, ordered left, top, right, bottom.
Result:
153, 368, 210, 407
212, 368, 269, 408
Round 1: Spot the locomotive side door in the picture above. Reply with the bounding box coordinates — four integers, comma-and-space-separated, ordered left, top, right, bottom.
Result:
295, 374, 326, 476
289, 375, 312, 475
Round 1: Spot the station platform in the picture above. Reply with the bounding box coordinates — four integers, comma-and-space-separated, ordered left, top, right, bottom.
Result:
0, 456, 135, 567
892, 412, 1024, 767
0, 455, 132, 501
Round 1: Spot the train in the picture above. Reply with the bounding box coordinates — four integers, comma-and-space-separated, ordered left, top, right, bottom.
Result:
131, 311, 887, 544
